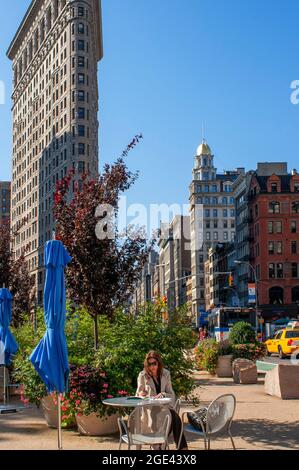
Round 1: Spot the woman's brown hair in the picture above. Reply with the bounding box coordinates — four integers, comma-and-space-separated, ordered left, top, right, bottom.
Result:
144, 351, 164, 377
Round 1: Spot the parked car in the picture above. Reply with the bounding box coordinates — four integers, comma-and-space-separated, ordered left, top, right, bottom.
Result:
265, 328, 299, 359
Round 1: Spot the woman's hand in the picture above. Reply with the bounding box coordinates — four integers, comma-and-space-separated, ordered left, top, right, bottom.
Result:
155, 393, 164, 399
139, 391, 148, 398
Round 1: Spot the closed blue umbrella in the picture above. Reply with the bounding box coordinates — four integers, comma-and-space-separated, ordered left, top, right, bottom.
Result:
30, 240, 72, 449
0, 288, 18, 407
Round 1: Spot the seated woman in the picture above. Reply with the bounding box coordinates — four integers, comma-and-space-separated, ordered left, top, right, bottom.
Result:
136, 350, 188, 450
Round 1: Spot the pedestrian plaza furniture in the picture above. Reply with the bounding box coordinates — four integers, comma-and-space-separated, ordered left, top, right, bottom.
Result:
265, 364, 299, 399
232, 359, 258, 384
179, 394, 237, 450
103, 396, 173, 450
118, 405, 172, 450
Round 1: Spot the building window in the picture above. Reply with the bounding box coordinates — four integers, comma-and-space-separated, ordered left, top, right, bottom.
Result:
223, 220, 228, 229
292, 201, 299, 214
204, 197, 210, 204
213, 220, 218, 228
212, 185, 217, 192
269, 286, 284, 304
78, 143, 85, 155
277, 263, 283, 278
78, 161, 85, 173
78, 56, 85, 67
291, 241, 297, 254
276, 221, 282, 233
268, 241, 274, 255
294, 183, 299, 193
213, 232, 218, 240
78, 125, 85, 137
291, 221, 297, 233
223, 231, 228, 241
206, 232, 211, 240
78, 22, 85, 34
222, 197, 227, 205
292, 263, 298, 278
269, 263, 275, 278
78, 107, 85, 119
78, 73, 85, 84
230, 209, 235, 217
205, 209, 210, 218
271, 183, 278, 193
204, 185, 210, 192
223, 209, 228, 217
78, 40, 85, 51
268, 221, 273, 234
269, 201, 280, 214
206, 221, 210, 229
292, 286, 299, 302
78, 6, 84, 16
213, 209, 218, 217
277, 241, 283, 254
78, 90, 85, 101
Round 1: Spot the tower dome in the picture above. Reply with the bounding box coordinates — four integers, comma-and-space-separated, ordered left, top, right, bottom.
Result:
196, 139, 212, 156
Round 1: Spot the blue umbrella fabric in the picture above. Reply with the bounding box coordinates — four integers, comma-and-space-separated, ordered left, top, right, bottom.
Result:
30, 240, 72, 393
0, 288, 18, 366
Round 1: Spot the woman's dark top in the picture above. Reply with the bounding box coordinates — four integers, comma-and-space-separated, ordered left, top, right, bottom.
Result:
152, 375, 161, 395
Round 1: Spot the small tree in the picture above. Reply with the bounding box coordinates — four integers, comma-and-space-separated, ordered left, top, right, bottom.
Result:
54, 135, 153, 349
0, 221, 34, 325
229, 321, 256, 345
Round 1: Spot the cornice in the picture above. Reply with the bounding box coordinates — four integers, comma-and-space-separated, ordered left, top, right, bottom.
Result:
7, 0, 43, 60
7, 1, 103, 61
9, 1, 103, 106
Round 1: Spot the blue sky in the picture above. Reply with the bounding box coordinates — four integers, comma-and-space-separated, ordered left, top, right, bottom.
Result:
1, 0, 299, 214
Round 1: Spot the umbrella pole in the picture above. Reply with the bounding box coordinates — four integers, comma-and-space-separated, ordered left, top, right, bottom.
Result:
3, 366, 6, 405
57, 393, 63, 450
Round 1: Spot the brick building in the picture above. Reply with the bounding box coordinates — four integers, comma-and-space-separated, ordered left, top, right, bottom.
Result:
248, 163, 299, 323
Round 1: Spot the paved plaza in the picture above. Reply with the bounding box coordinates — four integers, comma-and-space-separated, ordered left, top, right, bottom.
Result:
1, 371, 298, 451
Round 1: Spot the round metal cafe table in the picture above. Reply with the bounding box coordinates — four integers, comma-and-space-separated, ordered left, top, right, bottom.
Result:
103, 396, 172, 408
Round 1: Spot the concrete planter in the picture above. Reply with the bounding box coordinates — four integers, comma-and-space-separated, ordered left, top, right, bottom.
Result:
216, 354, 233, 377
76, 412, 119, 436
41, 395, 58, 428
41, 395, 76, 429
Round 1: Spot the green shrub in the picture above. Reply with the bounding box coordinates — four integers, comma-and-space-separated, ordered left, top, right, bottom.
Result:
95, 304, 198, 402
232, 343, 266, 361
229, 322, 256, 345
196, 339, 219, 375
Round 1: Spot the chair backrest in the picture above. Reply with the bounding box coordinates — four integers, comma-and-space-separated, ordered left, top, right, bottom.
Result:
206, 394, 236, 435
128, 405, 172, 440
174, 399, 181, 415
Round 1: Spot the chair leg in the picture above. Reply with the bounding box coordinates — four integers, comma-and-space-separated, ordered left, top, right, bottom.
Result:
228, 431, 236, 450
207, 438, 211, 450
203, 438, 207, 450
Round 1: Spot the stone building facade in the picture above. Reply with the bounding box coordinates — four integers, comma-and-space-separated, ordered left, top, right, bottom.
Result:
7, 0, 103, 302
189, 139, 244, 317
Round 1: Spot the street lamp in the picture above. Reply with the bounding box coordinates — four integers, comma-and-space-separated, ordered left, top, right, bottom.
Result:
234, 260, 259, 333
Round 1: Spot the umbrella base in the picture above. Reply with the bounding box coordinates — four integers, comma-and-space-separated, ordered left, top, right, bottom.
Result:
0, 405, 18, 414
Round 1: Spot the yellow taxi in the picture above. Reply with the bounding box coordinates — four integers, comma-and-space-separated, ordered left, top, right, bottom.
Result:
265, 328, 299, 359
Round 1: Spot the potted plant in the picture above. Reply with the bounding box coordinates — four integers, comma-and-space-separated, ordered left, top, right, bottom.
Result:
196, 339, 234, 377
68, 365, 120, 436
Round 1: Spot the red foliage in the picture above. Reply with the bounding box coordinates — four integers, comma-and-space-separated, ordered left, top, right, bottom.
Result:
53, 135, 153, 346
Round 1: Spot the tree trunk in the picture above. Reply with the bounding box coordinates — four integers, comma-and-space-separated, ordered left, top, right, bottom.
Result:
93, 314, 99, 350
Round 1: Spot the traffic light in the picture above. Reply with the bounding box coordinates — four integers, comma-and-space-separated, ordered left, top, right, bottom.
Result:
228, 274, 234, 287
